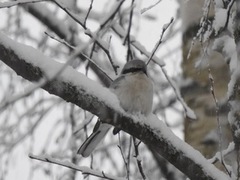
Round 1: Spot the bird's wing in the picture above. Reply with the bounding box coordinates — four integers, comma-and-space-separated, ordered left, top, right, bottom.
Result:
110, 75, 125, 89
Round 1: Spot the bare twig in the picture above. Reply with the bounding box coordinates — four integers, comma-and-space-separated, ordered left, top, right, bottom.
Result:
84, 29, 119, 75
141, 0, 162, 14
123, 1, 134, 45
44, 31, 75, 49
73, 115, 95, 135
146, 17, 174, 65
53, 0, 119, 74
0, 0, 48, 9
84, 0, 94, 27
123, 0, 135, 61
208, 68, 231, 176
127, 136, 132, 178
1, 104, 54, 154
52, 0, 165, 68
159, 67, 196, 119
133, 138, 146, 180
29, 154, 125, 180
100, 0, 125, 29
44, 31, 113, 82
111, 24, 165, 66
117, 134, 130, 180
208, 142, 235, 164
238, 150, 240, 179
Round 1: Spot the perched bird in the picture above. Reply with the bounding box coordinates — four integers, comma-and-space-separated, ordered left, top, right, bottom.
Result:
78, 59, 153, 157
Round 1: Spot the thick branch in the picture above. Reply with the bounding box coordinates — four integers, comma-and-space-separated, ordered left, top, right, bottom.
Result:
0, 33, 228, 180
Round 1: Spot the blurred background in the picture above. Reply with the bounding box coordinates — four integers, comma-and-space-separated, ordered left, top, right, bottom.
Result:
0, 0, 237, 179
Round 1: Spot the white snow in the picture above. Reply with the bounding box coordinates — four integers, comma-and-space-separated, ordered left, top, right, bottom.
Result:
142, 114, 229, 180
228, 65, 240, 99
0, 29, 230, 180
0, 32, 122, 113
213, 8, 227, 34
212, 35, 237, 73
228, 101, 240, 125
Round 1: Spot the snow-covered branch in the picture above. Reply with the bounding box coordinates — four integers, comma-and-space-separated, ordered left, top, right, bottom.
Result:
0, 32, 229, 180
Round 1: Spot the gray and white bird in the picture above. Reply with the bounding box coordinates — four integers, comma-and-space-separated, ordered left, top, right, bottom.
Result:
77, 59, 153, 157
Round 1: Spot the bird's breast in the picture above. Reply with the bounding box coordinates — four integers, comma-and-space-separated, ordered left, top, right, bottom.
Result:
112, 73, 153, 115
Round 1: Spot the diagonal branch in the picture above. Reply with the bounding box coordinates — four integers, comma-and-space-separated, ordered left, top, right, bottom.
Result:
29, 153, 125, 180
0, 33, 229, 180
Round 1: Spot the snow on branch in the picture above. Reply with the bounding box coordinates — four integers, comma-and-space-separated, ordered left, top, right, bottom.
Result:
0, 33, 229, 180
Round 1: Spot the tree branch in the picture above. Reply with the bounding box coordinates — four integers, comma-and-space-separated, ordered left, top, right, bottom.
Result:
0, 33, 229, 180
29, 153, 125, 180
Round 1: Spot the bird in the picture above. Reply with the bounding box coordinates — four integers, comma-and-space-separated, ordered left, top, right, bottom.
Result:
77, 59, 153, 157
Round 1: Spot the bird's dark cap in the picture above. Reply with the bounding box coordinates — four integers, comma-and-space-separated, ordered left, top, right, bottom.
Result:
121, 59, 147, 75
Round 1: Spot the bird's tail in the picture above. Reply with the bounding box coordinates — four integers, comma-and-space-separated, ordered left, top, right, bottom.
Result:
77, 123, 111, 157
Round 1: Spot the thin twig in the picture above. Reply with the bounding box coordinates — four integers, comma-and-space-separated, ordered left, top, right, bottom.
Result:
127, 136, 132, 178
100, 0, 125, 29
141, 0, 162, 14
0, 0, 48, 9
133, 138, 146, 180
238, 149, 240, 179
146, 17, 174, 65
53, 0, 85, 27
81, 53, 113, 82
117, 133, 130, 180
123, 0, 135, 61
85, 29, 119, 75
123, 0, 134, 45
111, 24, 165, 66
44, 31, 75, 49
208, 142, 235, 164
53, 0, 120, 74
208, 68, 231, 176
1, 104, 54, 154
84, 0, 94, 27
29, 154, 125, 180
160, 67, 196, 119
44, 31, 113, 82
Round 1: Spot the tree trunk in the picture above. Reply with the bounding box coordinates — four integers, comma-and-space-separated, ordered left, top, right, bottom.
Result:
180, 0, 232, 164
